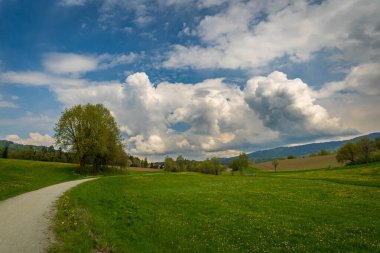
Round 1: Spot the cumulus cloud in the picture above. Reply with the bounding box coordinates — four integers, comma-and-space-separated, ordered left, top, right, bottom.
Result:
244, 71, 356, 140
43, 52, 137, 75
164, 0, 380, 69
50, 70, 355, 159
318, 63, 380, 97
317, 63, 380, 134
5, 132, 55, 146
53, 72, 277, 156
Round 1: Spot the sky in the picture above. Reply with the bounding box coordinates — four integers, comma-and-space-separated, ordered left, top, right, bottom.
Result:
0, 0, 379, 161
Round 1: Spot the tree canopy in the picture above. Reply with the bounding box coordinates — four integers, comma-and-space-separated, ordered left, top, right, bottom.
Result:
336, 137, 380, 164
229, 152, 249, 173
55, 104, 125, 174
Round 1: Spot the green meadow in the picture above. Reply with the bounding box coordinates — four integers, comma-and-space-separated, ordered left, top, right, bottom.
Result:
50, 162, 380, 252
0, 158, 81, 200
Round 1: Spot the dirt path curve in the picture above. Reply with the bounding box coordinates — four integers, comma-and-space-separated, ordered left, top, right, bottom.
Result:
0, 178, 97, 253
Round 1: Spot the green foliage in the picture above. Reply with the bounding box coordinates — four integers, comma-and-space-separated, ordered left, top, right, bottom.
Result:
4, 145, 74, 163
55, 104, 124, 174
164, 156, 176, 172
356, 137, 377, 164
336, 138, 379, 164
196, 157, 223, 175
176, 155, 186, 172
375, 137, 380, 150
0, 158, 81, 201
143, 157, 149, 168
287, 155, 296, 159
163, 155, 222, 175
336, 142, 357, 164
318, 149, 330, 156
51, 163, 380, 252
2, 145, 8, 158
229, 152, 249, 173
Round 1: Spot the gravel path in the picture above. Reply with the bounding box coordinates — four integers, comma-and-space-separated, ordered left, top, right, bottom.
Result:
0, 178, 97, 253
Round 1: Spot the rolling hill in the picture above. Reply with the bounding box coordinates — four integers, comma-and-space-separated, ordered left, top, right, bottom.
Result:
222, 132, 380, 163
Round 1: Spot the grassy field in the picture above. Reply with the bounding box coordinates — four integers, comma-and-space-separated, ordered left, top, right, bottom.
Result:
0, 158, 82, 201
50, 162, 380, 252
253, 154, 343, 171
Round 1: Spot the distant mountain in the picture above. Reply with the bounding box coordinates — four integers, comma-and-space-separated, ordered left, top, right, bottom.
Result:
222, 132, 380, 164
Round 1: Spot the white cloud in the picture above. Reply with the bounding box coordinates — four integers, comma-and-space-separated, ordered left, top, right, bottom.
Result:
164, 0, 380, 69
5, 132, 55, 146
43, 53, 98, 75
54, 72, 278, 157
0, 94, 17, 109
244, 71, 355, 140
59, 0, 86, 6
51, 71, 355, 159
99, 0, 153, 27
317, 63, 380, 134
43, 52, 137, 75
318, 63, 380, 97
98, 53, 137, 69
0, 71, 87, 87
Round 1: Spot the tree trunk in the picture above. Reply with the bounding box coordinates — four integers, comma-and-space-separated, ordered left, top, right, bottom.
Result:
80, 157, 86, 175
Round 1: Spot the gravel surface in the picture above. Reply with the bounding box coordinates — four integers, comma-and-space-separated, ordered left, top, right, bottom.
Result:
0, 178, 97, 253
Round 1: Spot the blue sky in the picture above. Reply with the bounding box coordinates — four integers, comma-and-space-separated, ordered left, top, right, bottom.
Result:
0, 0, 379, 160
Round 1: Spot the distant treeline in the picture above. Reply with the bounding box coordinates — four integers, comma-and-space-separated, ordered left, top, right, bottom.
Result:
0, 141, 74, 163
164, 153, 249, 175
0, 140, 153, 169
336, 137, 380, 164
274, 149, 335, 160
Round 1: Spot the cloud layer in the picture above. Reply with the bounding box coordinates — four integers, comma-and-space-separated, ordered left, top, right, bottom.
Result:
43, 52, 137, 75
164, 0, 380, 70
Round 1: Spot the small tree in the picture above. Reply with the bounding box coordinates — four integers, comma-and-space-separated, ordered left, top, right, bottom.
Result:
336, 142, 357, 164
143, 157, 149, 168
318, 149, 330, 156
229, 152, 249, 174
356, 138, 376, 164
176, 155, 186, 171
272, 159, 279, 172
164, 156, 175, 172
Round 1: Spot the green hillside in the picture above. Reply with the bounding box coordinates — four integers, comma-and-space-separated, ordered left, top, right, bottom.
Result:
0, 159, 82, 201
222, 132, 380, 163
51, 162, 380, 252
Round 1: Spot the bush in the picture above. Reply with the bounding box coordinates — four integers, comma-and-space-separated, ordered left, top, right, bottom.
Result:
336, 137, 379, 164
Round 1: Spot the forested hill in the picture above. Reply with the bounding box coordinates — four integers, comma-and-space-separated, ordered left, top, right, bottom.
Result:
0, 140, 50, 151
222, 132, 380, 163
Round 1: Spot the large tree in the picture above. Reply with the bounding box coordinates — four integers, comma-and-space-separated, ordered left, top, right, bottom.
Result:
55, 104, 123, 174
